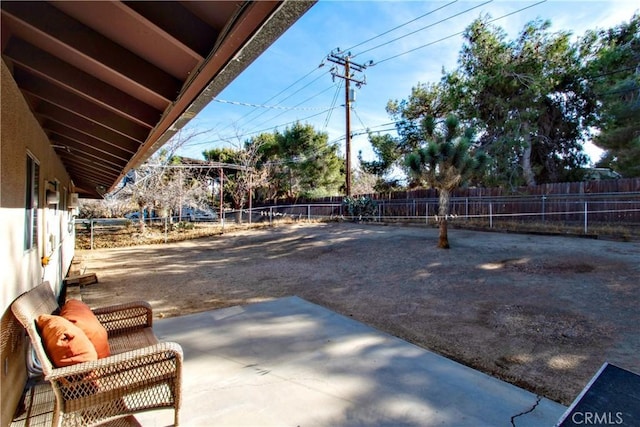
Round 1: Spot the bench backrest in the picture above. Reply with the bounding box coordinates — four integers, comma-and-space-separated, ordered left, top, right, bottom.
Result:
11, 282, 60, 376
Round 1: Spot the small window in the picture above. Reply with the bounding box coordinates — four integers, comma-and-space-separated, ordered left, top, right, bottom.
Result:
51, 180, 59, 213
25, 154, 39, 250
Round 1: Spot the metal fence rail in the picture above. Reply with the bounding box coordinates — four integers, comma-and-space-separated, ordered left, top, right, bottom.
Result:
76, 216, 219, 250
252, 192, 640, 234
77, 192, 640, 249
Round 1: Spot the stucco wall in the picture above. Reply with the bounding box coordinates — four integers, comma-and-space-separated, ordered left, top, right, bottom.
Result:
1, 58, 76, 426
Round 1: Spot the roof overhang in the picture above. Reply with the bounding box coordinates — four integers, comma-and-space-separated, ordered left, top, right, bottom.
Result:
1, 1, 315, 198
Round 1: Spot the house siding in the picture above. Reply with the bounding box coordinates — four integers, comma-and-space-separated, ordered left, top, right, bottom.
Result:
1, 58, 75, 426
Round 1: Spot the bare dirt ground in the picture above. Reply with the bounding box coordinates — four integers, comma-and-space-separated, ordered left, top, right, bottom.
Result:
77, 222, 640, 405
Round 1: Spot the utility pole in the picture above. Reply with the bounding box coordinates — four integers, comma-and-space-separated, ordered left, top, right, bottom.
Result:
326, 49, 370, 196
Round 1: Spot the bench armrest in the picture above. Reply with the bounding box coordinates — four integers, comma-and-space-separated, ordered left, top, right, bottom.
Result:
47, 341, 182, 381
45, 342, 183, 425
92, 301, 153, 335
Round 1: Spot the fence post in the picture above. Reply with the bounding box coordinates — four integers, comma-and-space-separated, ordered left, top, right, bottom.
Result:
542, 195, 546, 222
90, 219, 94, 250
164, 217, 168, 243
269, 206, 273, 225
466, 197, 470, 221
425, 202, 429, 224
584, 201, 588, 235
489, 203, 493, 229
307, 204, 311, 221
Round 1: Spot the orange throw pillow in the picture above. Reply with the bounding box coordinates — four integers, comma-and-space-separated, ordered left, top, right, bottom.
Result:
36, 314, 98, 367
60, 299, 110, 359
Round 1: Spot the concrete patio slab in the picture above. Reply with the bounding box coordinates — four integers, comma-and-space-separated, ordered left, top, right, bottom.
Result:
137, 296, 566, 426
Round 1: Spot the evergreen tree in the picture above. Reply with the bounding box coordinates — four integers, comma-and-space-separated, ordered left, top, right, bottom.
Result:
255, 122, 343, 200
582, 14, 640, 177
384, 17, 594, 188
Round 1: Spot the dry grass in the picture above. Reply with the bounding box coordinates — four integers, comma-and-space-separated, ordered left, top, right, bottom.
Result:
452, 219, 639, 241
75, 218, 301, 249
75, 217, 638, 250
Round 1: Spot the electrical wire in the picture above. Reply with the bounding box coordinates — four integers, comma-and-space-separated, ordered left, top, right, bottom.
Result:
585, 66, 640, 80
182, 83, 340, 151
344, 0, 459, 53
216, 66, 330, 134
352, 107, 369, 132
185, 106, 342, 148
352, 0, 493, 59
183, 0, 551, 157
249, 84, 338, 132
211, 98, 326, 111
230, 69, 332, 133
205, 2, 482, 136
323, 79, 344, 130
328, 122, 400, 144
371, 0, 548, 66
263, 65, 326, 105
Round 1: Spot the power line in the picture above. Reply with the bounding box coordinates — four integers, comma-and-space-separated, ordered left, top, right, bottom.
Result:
344, 0, 459, 53
185, 106, 342, 148
211, 98, 327, 111
249, 84, 338, 132
263, 65, 326, 104
586, 66, 640, 80
353, 0, 493, 59
326, 51, 371, 196
243, 106, 342, 139
182, 0, 551, 161
201, 2, 543, 150
243, 0, 546, 138
352, 107, 369, 132
329, 122, 400, 145
228, 1, 460, 124
374, 32, 465, 66
231, 69, 332, 133
372, 0, 548, 66
323, 79, 344, 130
271, 69, 332, 106
214, 2, 465, 137
216, 66, 330, 135
183, 84, 342, 151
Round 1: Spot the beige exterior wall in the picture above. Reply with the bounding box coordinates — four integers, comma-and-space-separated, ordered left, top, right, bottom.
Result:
1, 59, 76, 425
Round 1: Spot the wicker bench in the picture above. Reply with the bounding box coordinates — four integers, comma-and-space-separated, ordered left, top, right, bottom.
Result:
11, 282, 183, 427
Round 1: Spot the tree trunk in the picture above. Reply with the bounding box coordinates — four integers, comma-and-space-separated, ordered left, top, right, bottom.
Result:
522, 125, 537, 186
137, 205, 145, 233
236, 207, 243, 224
437, 189, 451, 249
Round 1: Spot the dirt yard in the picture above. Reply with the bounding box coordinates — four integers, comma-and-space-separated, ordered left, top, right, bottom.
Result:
77, 222, 640, 405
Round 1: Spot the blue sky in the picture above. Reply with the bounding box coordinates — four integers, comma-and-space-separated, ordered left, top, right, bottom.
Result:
177, 0, 639, 166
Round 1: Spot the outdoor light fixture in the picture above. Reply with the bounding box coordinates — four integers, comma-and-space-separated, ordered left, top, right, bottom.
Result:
67, 192, 79, 209
46, 189, 60, 205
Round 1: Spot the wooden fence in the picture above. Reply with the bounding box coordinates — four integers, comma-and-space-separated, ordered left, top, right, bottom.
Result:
308, 178, 640, 202
260, 178, 640, 225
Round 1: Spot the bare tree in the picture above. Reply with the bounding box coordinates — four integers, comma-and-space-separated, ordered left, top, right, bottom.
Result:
111, 128, 212, 231
217, 130, 270, 224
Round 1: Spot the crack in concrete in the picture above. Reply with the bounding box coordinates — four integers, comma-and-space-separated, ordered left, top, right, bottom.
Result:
511, 395, 543, 427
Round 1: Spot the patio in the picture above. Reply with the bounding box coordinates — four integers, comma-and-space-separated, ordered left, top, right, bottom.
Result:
13, 296, 566, 426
